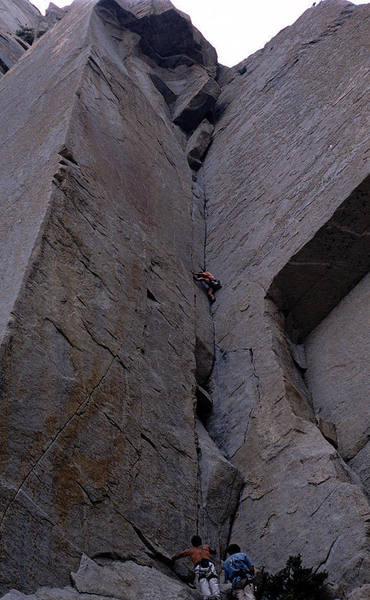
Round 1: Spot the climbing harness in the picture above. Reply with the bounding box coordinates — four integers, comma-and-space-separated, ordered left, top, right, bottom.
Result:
209, 279, 222, 291
195, 558, 218, 580
195, 559, 221, 600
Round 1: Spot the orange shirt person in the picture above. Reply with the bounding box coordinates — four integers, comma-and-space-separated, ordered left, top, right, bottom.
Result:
172, 535, 221, 599
172, 536, 215, 565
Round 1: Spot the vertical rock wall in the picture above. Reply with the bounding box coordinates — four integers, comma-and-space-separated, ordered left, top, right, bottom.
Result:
305, 273, 370, 495
0, 0, 41, 32
202, 0, 369, 594
0, 0, 369, 597
0, 0, 239, 592
0, 0, 70, 77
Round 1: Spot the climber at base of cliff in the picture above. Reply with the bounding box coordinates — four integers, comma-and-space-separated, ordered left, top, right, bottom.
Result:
193, 271, 222, 303
224, 543, 256, 600
171, 535, 221, 599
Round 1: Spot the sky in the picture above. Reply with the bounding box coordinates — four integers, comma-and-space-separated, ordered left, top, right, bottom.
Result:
31, 0, 367, 66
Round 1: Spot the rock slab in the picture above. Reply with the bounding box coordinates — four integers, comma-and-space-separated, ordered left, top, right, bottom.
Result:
203, 0, 370, 594
0, 0, 41, 32
0, 0, 215, 592
1, 555, 200, 600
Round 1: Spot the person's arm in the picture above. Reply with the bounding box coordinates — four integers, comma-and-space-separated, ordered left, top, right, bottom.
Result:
209, 546, 216, 554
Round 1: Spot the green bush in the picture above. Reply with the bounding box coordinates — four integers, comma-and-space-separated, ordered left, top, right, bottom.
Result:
255, 555, 332, 600
15, 26, 35, 45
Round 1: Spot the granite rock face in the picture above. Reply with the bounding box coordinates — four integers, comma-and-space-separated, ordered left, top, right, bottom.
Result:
0, 0, 40, 76
202, 0, 369, 596
0, 0, 221, 593
269, 177, 370, 342
305, 273, 370, 494
37, 3, 70, 36
186, 119, 214, 170
71, 554, 199, 599
1, 555, 200, 600
0, 0, 41, 32
0, 0, 369, 598
348, 585, 370, 600
0, 1, 70, 78
0, 32, 28, 74
206, 347, 260, 460
172, 68, 220, 132
196, 420, 244, 560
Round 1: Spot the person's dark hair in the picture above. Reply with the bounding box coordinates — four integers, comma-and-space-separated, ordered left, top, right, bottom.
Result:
227, 543, 241, 555
191, 535, 202, 546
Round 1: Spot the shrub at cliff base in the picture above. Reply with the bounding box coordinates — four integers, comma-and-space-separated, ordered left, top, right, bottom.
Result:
255, 555, 332, 600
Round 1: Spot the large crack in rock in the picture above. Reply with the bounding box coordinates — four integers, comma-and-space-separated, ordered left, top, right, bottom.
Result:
196, 420, 244, 560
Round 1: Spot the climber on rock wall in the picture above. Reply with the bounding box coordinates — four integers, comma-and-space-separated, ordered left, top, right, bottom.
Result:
171, 535, 221, 599
224, 544, 256, 600
193, 271, 222, 303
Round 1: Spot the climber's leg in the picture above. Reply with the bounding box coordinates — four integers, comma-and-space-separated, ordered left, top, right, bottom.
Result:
195, 565, 212, 599
207, 286, 215, 303
199, 576, 211, 599
209, 575, 221, 599
234, 583, 255, 600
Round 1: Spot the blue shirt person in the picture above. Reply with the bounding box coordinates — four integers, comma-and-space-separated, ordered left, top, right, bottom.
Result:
224, 544, 255, 600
